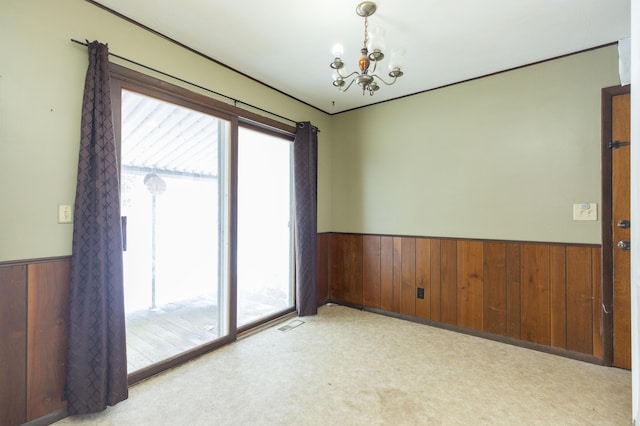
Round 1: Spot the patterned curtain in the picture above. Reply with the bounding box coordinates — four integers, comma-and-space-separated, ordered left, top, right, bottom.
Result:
293, 122, 318, 316
65, 41, 128, 414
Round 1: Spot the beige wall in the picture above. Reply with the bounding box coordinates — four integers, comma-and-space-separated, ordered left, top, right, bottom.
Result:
330, 46, 620, 244
0, 0, 332, 262
0, 0, 622, 262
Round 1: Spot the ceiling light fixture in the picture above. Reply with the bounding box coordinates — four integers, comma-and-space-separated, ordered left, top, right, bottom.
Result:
330, 1, 405, 96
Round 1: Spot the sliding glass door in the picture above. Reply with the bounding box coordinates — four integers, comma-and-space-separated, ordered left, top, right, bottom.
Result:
237, 126, 294, 327
113, 66, 297, 378
120, 89, 230, 373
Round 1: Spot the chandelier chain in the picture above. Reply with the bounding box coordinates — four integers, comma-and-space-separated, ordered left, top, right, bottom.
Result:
363, 16, 369, 49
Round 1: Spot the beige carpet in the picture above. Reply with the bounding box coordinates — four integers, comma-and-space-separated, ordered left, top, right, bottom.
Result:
57, 304, 631, 425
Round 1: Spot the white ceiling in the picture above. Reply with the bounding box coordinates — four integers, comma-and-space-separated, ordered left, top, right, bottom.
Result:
93, 0, 630, 114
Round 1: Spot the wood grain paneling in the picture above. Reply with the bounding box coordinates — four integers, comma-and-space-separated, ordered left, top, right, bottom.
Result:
350, 235, 364, 305
328, 234, 343, 301
0, 258, 71, 424
363, 236, 381, 308
415, 238, 431, 320
26, 260, 70, 421
592, 248, 603, 359
521, 244, 551, 346
505, 243, 522, 339
354, 235, 364, 306
430, 239, 442, 322
549, 246, 567, 349
566, 246, 593, 354
392, 237, 402, 313
483, 242, 506, 335
317, 234, 329, 303
400, 238, 416, 316
0, 265, 27, 426
440, 240, 457, 325
329, 234, 363, 304
457, 240, 483, 331
325, 233, 603, 358
380, 237, 394, 311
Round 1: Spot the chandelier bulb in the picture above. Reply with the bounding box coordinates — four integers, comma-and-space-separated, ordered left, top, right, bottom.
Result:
332, 43, 344, 58
388, 48, 406, 70
367, 26, 386, 53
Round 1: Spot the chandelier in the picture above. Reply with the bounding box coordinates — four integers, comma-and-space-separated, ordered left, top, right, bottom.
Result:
330, 1, 405, 96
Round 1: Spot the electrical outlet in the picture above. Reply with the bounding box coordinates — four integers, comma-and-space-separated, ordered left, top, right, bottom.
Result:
417, 288, 425, 299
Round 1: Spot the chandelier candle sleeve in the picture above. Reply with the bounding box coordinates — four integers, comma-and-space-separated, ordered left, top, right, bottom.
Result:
330, 1, 404, 96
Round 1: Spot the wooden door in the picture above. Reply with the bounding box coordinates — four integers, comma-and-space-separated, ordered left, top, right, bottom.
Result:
611, 92, 631, 369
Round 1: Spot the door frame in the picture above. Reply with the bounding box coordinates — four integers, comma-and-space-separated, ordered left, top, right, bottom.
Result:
601, 84, 631, 366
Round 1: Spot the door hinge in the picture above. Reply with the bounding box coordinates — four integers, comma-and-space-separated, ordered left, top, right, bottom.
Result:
608, 140, 630, 149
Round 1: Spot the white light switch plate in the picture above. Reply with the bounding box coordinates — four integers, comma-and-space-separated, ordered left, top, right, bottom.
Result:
573, 203, 597, 221
58, 204, 73, 224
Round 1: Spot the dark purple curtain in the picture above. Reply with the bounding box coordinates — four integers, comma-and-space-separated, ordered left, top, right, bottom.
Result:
293, 122, 318, 316
65, 41, 128, 414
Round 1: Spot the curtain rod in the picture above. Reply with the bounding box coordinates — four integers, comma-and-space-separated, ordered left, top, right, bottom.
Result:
70, 38, 302, 128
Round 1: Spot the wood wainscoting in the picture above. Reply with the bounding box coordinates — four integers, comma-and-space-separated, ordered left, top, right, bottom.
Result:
316, 233, 603, 361
0, 257, 70, 426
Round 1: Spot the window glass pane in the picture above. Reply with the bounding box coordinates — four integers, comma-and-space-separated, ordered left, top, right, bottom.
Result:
120, 89, 230, 373
237, 127, 293, 326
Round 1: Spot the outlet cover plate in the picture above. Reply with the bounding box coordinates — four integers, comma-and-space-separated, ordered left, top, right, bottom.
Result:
58, 204, 73, 224
573, 203, 597, 221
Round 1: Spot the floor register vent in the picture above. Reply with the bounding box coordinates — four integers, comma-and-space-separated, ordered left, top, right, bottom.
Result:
278, 320, 305, 332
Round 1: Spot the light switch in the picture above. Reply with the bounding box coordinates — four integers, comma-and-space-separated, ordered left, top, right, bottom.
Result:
58, 204, 73, 224
573, 203, 597, 221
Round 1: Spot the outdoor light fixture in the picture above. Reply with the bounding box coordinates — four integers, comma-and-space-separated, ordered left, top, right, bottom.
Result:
330, 1, 405, 96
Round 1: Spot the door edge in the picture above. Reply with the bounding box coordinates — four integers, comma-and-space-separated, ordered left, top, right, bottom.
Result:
601, 84, 631, 366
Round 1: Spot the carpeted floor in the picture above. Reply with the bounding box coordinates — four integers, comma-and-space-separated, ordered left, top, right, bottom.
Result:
56, 304, 631, 425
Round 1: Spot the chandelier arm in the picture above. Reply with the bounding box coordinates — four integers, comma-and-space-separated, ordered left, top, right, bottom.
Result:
339, 71, 360, 80
339, 78, 359, 93
371, 74, 399, 86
